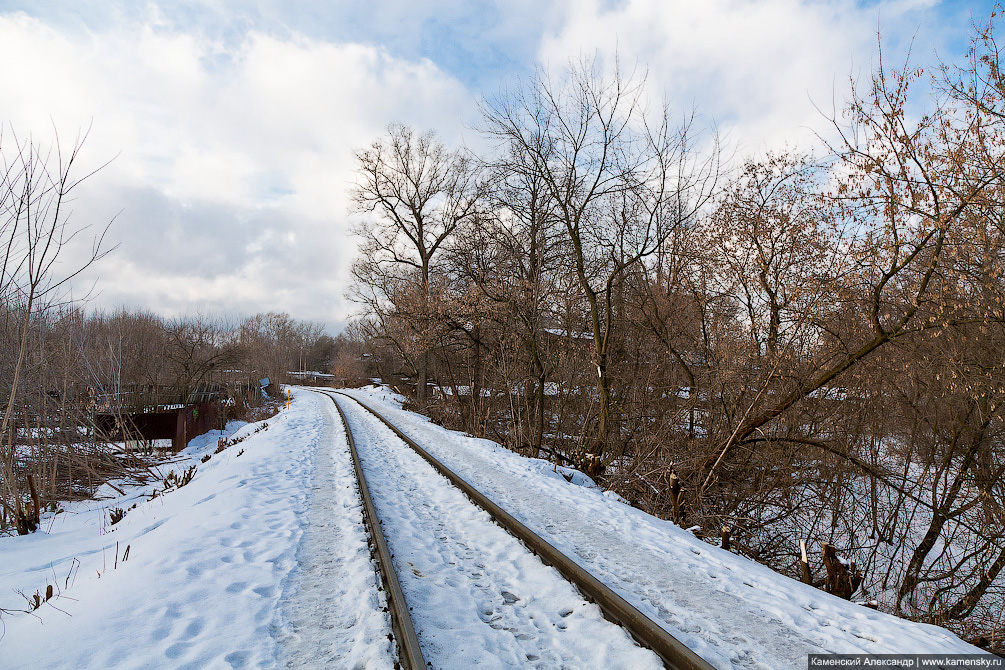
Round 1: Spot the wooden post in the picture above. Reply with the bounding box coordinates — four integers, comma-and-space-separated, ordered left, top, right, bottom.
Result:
27, 474, 40, 529
799, 540, 813, 584
669, 472, 682, 524
821, 542, 859, 599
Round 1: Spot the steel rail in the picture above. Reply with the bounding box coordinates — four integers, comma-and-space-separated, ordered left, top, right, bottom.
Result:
323, 391, 426, 670
337, 391, 715, 670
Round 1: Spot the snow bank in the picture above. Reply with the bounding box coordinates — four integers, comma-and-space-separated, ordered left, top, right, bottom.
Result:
0, 390, 322, 670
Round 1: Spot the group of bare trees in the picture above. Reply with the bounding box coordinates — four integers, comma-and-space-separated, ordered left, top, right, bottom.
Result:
350, 15, 1005, 644
0, 130, 355, 539
0, 299, 346, 535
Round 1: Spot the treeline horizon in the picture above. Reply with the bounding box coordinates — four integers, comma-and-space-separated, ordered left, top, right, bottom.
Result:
3, 303, 364, 536
0, 116, 362, 545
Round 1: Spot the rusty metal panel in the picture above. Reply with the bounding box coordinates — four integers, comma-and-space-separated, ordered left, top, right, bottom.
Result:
95, 401, 221, 451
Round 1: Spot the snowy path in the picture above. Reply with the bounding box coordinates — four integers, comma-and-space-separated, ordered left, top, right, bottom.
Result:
1, 392, 325, 669
275, 393, 395, 668
333, 392, 664, 670
342, 388, 980, 670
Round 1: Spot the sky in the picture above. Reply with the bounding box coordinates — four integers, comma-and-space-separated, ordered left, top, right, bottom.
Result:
0, 0, 994, 332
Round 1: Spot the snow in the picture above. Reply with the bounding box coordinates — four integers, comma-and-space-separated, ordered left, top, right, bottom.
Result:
276, 393, 395, 669
340, 385, 986, 669
1, 391, 327, 669
543, 328, 594, 340
334, 391, 662, 669
0, 385, 990, 670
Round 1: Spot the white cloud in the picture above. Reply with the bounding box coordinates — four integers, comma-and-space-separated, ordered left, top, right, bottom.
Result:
0, 11, 475, 328
538, 0, 980, 155
0, 1, 992, 329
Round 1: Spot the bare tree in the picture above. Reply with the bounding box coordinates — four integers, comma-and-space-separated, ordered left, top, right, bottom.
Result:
698, 40, 1001, 495
162, 315, 243, 402
349, 124, 483, 404
345, 10, 1005, 644
481, 56, 720, 457
0, 124, 112, 533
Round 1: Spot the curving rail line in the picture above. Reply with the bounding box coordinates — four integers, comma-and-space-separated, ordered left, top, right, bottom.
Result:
319, 389, 714, 670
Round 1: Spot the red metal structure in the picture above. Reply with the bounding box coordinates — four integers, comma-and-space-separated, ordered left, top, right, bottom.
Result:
94, 401, 220, 451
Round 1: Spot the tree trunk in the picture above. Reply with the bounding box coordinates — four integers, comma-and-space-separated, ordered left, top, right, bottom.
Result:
416, 351, 429, 405
595, 359, 611, 456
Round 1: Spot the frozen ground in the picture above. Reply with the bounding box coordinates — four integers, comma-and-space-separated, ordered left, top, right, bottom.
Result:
276, 392, 395, 669
0, 386, 988, 669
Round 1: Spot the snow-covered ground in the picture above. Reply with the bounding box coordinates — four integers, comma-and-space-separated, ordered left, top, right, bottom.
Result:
0, 386, 989, 669
276, 391, 394, 669
338, 386, 985, 669
1, 392, 327, 669
334, 391, 662, 669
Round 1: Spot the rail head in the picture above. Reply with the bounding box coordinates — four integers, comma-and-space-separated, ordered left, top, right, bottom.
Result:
337, 391, 715, 670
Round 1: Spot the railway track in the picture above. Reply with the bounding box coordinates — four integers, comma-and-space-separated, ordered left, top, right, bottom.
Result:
319, 389, 714, 670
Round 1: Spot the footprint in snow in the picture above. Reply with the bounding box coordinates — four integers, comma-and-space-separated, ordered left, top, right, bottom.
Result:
225, 581, 247, 594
